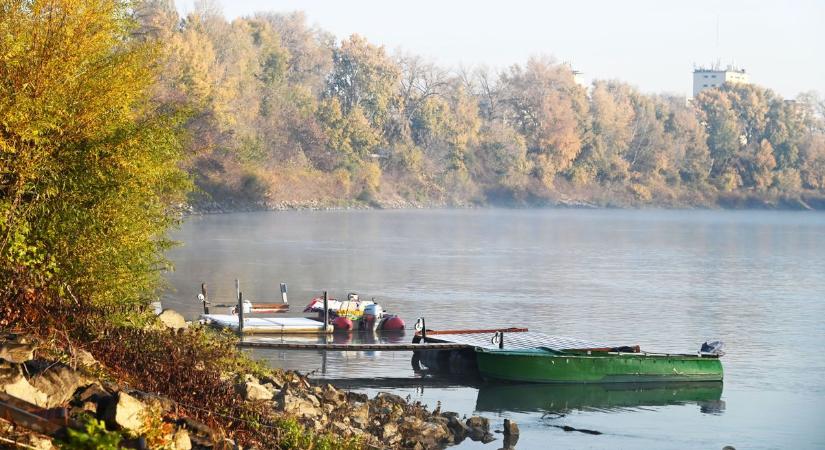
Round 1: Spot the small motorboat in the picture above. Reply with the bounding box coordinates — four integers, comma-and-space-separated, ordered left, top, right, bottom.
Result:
303, 293, 405, 332
475, 342, 724, 383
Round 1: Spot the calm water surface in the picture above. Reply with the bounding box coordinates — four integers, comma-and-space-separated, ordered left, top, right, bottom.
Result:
163, 209, 825, 449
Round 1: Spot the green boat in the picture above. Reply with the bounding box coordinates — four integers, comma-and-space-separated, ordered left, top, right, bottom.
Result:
475, 347, 723, 383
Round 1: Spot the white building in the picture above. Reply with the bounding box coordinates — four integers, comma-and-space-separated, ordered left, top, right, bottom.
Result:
692, 65, 749, 97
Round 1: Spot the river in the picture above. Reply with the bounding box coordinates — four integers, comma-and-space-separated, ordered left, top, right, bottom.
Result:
162, 209, 825, 449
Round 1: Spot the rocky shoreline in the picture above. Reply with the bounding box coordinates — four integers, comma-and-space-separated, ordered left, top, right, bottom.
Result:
181, 190, 825, 216
0, 315, 519, 449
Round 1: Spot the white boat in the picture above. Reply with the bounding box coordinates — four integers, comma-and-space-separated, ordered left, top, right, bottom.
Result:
201, 314, 333, 334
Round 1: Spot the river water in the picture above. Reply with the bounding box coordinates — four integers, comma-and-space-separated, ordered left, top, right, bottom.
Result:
163, 209, 825, 449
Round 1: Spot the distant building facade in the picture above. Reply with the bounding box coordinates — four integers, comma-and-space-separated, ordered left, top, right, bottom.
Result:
692, 65, 749, 97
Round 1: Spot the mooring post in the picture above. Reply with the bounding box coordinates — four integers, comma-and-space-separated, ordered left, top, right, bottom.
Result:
201, 283, 209, 314
499, 331, 505, 349
238, 291, 245, 335
280, 283, 288, 304
322, 291, 329, 326
414, 317, 427, 342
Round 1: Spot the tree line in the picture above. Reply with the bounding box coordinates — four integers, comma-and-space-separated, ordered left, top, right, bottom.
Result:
137, 1, 825, 209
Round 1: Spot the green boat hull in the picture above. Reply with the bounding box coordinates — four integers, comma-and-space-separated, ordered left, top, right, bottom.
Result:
475, 348, 723, 383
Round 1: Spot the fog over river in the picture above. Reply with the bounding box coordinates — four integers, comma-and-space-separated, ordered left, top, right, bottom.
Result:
163, 209, 825, 449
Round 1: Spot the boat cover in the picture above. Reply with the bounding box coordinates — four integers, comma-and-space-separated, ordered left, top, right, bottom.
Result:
429, 331, 632, 351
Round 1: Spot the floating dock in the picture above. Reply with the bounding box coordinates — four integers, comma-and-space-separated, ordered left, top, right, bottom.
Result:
237, 341, 468, 351
202, 315, 332, 334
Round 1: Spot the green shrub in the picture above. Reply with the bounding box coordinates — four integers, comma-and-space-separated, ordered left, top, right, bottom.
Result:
58, 416, 123, 450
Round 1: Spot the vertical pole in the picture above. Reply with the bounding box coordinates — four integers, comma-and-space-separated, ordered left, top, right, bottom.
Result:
280, 283, 288, 304
201, 283, 209, 314
235, 279, 240, 305
237, 291, 245, 335
322, 291, 329, 328
499, 331, 504, 349
420, 318, 427, 341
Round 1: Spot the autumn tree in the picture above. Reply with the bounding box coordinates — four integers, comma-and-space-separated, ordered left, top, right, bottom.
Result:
500, 58, 588, 189
0, 0, 190, 312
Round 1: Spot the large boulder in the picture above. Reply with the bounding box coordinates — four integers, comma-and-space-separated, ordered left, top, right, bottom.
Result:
237, 379, 274, 401
103, 391, 147, 432
29, 364, 89, 408
466, 415, 493, 442
158, 309, 188, 330
399, 416, 452, 447
0, 360, 47, 406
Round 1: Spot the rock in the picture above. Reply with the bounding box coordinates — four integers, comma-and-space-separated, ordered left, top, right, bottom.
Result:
260, 374, 284, 390
103, 391, 147, 432
0, 337, 36, 363
722, 447, 737, 450
73, 349, 98, 368
172, 428, 192, 450
237, 379, 274, 401
418, 420, 452, 446
0, 361, 47, 406
349, 401, 370, 428
445, 414, 469, 442
380, 421, 400, 445
320, 384, 343, 404
374, 392, 406, 406
158, 309, 188, 330
179, 417, 216, 445
130, 390, 175, 414
274, 388, 320, 418
503, 418, 519, 448
29, 364, 89, 408
466, 415, 490, 441
2, 376, 48, 406
346, 391, 368, 403
213, 438, 239, 450
26, 435, 54, 450
0, 360, 21, 384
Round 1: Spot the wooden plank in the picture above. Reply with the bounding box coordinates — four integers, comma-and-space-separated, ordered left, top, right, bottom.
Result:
417, 327, 528, 336
237, 341, 471, 351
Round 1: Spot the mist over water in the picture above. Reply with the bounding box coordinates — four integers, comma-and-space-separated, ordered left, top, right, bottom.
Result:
163, 209, 825, 449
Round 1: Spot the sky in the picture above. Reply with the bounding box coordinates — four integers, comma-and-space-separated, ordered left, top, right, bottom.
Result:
174, 0, 824, 98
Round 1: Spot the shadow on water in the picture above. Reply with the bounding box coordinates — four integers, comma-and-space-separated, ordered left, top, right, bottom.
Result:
475, 381, 725, 415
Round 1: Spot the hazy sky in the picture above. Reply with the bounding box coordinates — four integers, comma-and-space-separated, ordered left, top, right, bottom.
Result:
175, 0, 824, 98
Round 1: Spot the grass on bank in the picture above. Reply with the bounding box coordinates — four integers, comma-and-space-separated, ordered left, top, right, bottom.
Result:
3, 290, 361, 450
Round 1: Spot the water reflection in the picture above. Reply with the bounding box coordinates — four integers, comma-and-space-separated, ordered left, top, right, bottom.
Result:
475, 381, 724, 414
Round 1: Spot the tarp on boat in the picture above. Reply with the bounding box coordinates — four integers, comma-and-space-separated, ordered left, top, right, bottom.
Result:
427, 331, 634, 351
